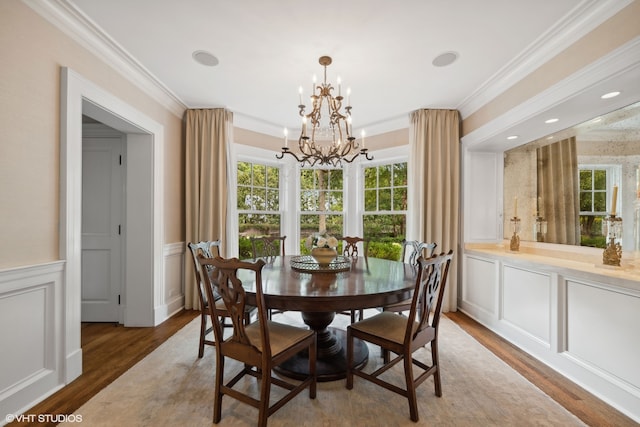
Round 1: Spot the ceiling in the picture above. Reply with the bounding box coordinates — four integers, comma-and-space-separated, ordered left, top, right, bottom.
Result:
30, 0, 639, 144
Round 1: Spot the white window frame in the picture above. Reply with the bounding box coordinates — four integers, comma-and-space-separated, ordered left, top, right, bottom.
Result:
357, 145, 410, 238
230, 143, 409, 255
578, 164, 621, 216
298, 165, 346, 243
229, 143, 292, 256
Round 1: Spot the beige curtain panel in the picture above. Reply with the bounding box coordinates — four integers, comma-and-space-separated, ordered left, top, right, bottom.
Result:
408, 109, 460, 312
184, 109, 233, 309
537, 137, 580, 245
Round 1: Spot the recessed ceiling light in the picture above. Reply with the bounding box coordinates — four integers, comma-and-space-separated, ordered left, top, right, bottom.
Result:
547, 136, 554, 140
591, 117, 603, 123
192, 50, 219, 67
545, 118, 559, 124
601, 91, 620, 99
432, 51, 459, 67
507, 135, 518, 140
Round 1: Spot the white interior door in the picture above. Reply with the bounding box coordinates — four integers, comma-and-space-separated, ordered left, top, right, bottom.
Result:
81, 134, 124, 322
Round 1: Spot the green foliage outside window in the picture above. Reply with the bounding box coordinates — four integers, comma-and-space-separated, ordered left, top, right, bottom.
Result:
299, 168, 344, 254
237, 161, 281, 258
363, 162, 408, 260
237, 161, 410, 260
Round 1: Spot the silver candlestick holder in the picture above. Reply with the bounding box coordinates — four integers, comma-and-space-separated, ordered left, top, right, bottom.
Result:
603, 214, 623, 266
510, 217, 521, 251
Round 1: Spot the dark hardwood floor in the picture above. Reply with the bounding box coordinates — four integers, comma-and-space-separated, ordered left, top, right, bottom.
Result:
13, 310, 637, 426
446, 311, 637, 427
13, 310, 199, 427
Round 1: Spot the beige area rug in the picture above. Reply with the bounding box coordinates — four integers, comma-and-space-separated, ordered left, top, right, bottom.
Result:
62, 311, 586, 427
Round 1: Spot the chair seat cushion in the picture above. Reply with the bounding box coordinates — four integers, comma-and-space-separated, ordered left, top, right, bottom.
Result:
246, 321, 314, 356
349, 311, 418, 345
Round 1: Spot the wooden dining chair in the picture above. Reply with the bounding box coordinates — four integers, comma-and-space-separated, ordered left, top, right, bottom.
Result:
346, 250, 454, 422
339, 236, 369, 322
341, 236, 369, 258
382, 240, 437, 315
198, 256, 317, 427
187, 240, 255, 358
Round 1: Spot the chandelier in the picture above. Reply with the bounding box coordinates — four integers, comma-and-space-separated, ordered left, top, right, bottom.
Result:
277, 56, 373, 167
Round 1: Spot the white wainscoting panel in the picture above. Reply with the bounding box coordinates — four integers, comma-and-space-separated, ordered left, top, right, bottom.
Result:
0, 262, 65, 422
463, 151, 502, 242
462, 245, 640, 422
502, 265, 551, 346
462, 255, 497, 317
0, 287, 47, 391
155, 242, 185, 323
566, 279, 640, 390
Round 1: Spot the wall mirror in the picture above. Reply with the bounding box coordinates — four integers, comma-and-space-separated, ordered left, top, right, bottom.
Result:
504, 100, 640, 251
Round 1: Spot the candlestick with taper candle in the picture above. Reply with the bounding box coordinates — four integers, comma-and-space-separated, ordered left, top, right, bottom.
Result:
611, 185, 618, 216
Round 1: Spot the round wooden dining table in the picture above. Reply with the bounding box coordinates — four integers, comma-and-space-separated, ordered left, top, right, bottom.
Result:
237, 255, 418, 381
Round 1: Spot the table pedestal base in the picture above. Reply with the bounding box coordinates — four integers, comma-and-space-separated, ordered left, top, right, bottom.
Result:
275, 327, 368, 382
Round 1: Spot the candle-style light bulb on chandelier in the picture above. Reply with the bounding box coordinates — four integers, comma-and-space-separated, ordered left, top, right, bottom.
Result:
277, 56, 373, 167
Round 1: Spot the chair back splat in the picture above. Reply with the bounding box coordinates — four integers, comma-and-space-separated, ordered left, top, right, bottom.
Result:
188, 241, 256, 358
198, 256, 317, 426
410, 250, 451, 343
341, 236, 368, 258
382, 240, 438, 316
400, 239, 437, 266
337, 236, 368, 322
346, 250, 454, 423
187, 240, 221, 358
250, 235, 287, 319
250, 235, 286, 259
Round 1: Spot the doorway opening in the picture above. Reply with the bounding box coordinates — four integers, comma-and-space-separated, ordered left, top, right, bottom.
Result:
61, 67, 165, 382
81, 119, 125, 323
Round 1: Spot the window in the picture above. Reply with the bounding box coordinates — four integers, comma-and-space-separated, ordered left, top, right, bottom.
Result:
237, 161, 281, 258
579, 165, 618, 248
363, 162, 408, 260
299, 168, 343, 254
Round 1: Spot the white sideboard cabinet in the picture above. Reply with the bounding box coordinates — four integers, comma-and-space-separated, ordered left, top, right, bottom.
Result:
461, 244, 640, 422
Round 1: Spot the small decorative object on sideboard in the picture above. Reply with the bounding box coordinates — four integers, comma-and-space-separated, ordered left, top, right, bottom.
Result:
603, 185, 622, 267
510, 217, 521, 252
603, 214, 623, 267
509, 197, 520, 252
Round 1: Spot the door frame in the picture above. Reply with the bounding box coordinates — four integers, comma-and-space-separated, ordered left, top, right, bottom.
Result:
60, 67, 165, 382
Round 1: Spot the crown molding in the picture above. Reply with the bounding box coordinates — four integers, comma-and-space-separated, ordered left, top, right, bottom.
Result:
461, 37, 640, 151
234, 111, 411, 140
22, 0, 633, 135
23, 0, 186, 118
457, 0, 634, 119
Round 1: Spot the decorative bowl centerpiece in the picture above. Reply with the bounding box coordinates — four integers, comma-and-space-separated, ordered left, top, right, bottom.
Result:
305, 232, 339, 267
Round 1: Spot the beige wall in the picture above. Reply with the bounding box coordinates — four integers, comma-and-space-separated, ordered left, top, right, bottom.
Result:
0, 1, 185, 269
462, 0, 640, 137
234, 126, 409, 152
